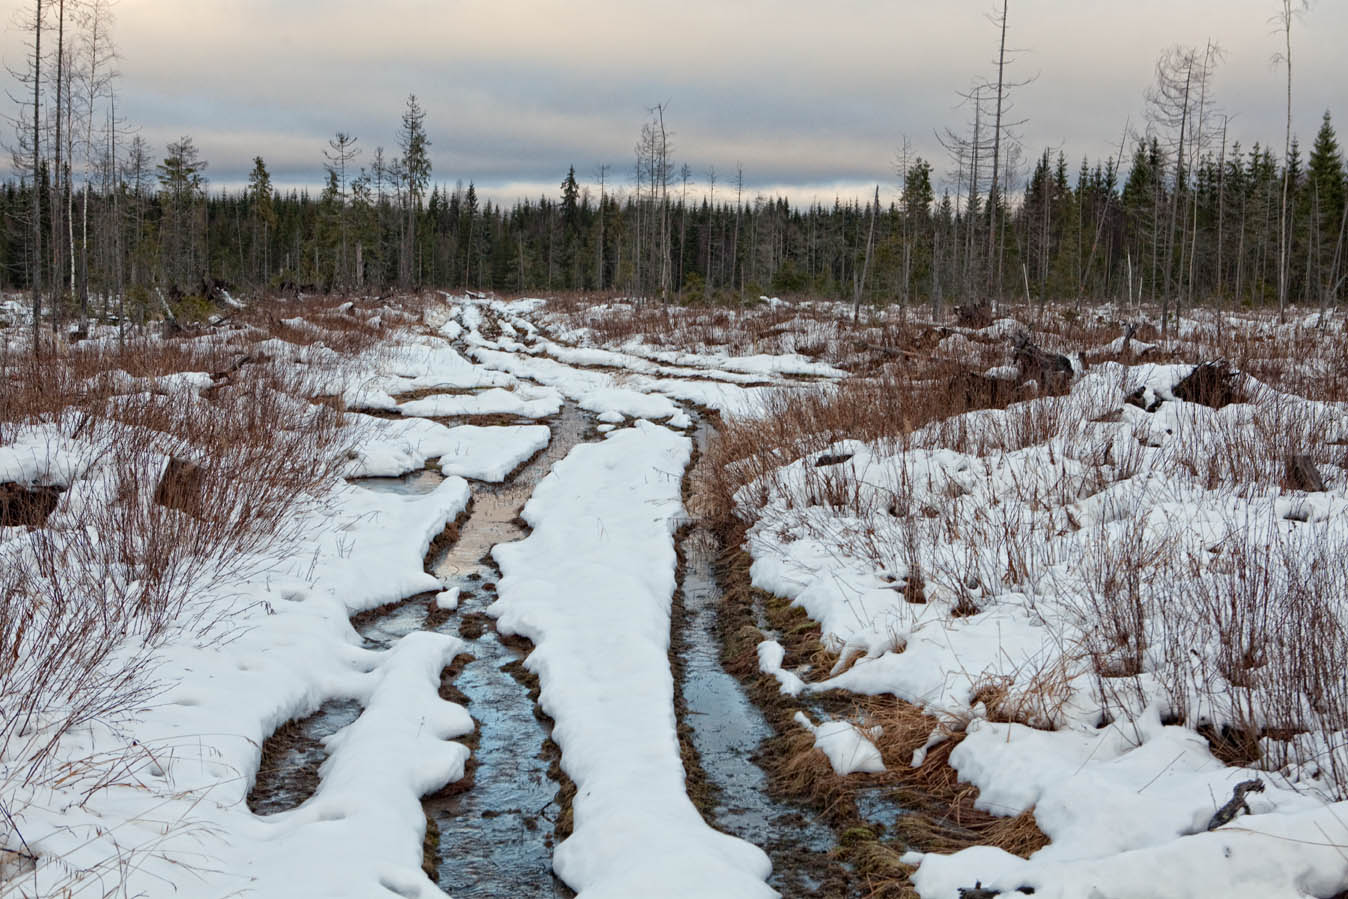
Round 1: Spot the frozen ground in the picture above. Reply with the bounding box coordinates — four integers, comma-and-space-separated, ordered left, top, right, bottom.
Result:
3, 294, 1346, 899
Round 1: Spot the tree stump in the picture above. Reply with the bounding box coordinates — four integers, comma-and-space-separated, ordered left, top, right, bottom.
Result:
1173, 362, 1244, 409
1286, 454, 1327, 493
0, 482, 63, 527
1013, 334, 1074, 394
155, 458, 205, 517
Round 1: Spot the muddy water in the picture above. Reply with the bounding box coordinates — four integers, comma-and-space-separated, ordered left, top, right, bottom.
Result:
251, 396, 891, 896
679, 417, 908, 892
356, 403, 592, 898
246, 699, 363, 815
678, 524, 837, 894
435, 403, 591, 578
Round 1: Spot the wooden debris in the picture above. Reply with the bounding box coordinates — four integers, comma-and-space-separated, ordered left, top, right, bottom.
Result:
1013, 334, 1074, 394
1173, 361, 1244, 409
814, 453, 854, 467
1206, 778, 1265, 831
0, 482, 63, 528
955, 304, 994, 329
154, 458, 205, 517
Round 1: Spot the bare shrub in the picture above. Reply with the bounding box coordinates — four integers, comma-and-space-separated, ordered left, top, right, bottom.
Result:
0, 314, 363, 790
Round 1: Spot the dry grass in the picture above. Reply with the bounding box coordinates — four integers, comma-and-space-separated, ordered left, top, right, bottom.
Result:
675, 299, 1348, 893
714, 536, 1048, 895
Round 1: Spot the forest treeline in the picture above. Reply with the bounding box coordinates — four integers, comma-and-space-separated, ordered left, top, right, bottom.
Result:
4, 1, 1345, 329
4, 113, 1343, 316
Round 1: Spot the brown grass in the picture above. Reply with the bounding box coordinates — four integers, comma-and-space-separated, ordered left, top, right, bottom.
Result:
712, 535, 1048, 896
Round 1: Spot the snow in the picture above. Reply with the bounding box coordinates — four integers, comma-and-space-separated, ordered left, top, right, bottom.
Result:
0, 422, 98, 485
28, 295, 1330, 899
737, 355, 1348, 897
468, 347, 685, 422
489, 422, 775, 897
4, 470, 473, 897
792, 712, 885, 775
345, 416, 549, 481
232, 630, 474, 899
398, 385, 563, 420
757, 639, 807, 697
437, 424, 550, 482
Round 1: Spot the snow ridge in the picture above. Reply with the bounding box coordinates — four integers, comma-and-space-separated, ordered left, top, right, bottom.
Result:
490, 421, 775, 898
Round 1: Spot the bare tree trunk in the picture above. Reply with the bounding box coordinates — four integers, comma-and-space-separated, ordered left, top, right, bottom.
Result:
1186, 41, 1216, 310
704, 166, 715, 298
678, 164, 690, 293
30, 0, 43, 356
852, 186, 878, 323
1323, 191, 1348, 320
50, 0, 66, 336
1216, 116, 1228, 301
733, 165, 743, 294
965, 89, 981, 300
596, 163, 607, 290
1277, 0, 1297, 321
987, 0, 1009, 301
656, 103, 671, 300
1164, 62, 1192, 334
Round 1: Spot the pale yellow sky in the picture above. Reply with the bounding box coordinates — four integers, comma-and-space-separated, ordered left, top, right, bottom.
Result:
3, 0, 1344, 203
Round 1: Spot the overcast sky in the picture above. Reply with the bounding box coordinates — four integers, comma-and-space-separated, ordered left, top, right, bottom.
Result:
3, 0, 1345, 206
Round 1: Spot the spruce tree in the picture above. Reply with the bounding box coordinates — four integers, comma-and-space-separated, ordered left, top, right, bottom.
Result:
1305, 111, 1346, 303
397, 95, 431, 286
156, 136, 207, 289
246, 156, 275, 285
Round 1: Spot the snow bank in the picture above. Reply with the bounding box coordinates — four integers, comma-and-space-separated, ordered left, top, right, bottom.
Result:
436, 424, 550, 482
6, 471, 473, 897
468, 347, 685, 422
399, 385, 563, 420
346, 414, 549, 479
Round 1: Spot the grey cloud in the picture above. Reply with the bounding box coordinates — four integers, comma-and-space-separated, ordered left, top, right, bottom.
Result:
4, 0, 1345, 201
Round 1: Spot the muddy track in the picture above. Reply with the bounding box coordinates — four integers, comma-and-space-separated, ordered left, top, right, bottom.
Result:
672, 415, 881, 896
248, 402, 594, 897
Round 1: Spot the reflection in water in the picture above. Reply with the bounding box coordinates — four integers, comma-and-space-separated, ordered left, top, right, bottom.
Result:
678, 525, 834, 895
352, 402, 592, 897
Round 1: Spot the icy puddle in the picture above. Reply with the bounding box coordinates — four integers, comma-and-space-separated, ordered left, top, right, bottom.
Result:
247, 699, 363, 815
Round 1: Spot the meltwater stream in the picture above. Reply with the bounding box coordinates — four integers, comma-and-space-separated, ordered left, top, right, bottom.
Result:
678, 523, 840, 895
355, 403, 590, 898
248, 402, 882, 897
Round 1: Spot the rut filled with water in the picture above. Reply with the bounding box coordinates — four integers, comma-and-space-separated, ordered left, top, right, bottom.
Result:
676, 522, 841, 895
359, 403, 590, 898
247, 399, 898, 896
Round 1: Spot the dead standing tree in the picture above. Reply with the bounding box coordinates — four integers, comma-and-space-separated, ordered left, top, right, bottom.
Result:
852, 186, 879, 323
324, 131, 360, 289
6, 0, 46, 353
1146, 43, 1220, 334
983, 0, 1034, 307
938, 83, 995, 308
1273, 0, 1312, 322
